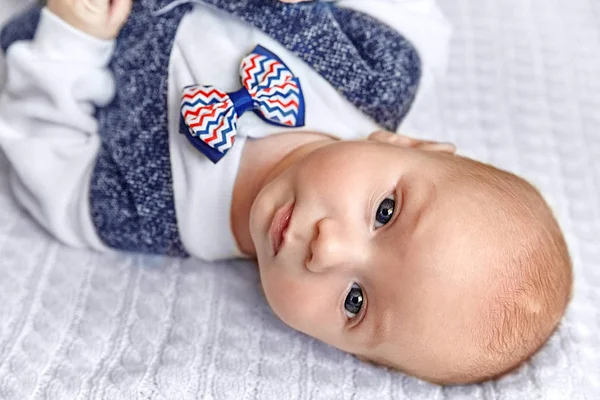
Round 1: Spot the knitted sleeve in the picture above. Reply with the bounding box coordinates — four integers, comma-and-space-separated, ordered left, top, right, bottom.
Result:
0, 7, 114, 251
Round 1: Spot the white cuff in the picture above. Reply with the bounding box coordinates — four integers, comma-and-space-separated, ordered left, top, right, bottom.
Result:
33, 7, 115, 66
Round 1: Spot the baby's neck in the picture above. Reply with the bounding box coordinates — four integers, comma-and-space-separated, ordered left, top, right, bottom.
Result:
230, 132, 336, 257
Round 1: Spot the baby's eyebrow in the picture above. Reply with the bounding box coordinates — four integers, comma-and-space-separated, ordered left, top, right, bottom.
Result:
395, 175, 435, 241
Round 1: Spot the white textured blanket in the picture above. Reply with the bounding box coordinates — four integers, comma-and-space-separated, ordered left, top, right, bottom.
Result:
0, 0, 598, 399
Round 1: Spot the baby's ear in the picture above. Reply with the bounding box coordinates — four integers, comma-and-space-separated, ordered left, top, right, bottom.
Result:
368, 130, 456, 155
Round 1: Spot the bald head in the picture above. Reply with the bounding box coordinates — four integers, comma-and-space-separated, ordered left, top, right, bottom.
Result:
394, 155, 573, 384
453, 157, 572, 383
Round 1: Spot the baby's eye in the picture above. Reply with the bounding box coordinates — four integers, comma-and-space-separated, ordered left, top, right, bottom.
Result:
344, 283, 364, 319
374, 195, 395, 229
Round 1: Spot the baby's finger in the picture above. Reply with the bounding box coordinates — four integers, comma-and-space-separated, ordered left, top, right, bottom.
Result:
398, 134, 457, 154
415, 142, 457, 154
108, 0, 133, 31
86, 0, 111, 12
369, 130, 457, 154
369, 130, 420, 146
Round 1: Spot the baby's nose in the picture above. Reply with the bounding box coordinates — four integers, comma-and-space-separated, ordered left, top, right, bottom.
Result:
306, 218, 364, 273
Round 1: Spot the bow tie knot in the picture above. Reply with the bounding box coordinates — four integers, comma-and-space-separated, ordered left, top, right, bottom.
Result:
181, 45, 306, 163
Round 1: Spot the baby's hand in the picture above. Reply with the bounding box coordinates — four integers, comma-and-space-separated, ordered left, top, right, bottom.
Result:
48, 0, 132, 40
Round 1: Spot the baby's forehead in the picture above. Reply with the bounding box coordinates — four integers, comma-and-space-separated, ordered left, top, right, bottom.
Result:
377, 190, 503, 286
358, 157, 564, 382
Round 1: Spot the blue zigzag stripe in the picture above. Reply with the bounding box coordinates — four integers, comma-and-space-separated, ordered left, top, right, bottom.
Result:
181, 96, 224, 109
255, 67, 289, 90
196, 106, 236, 142
211, 112, 237, 150
258, 101, 300, 119
246, 56, 268, 86
256, 88, 300, 101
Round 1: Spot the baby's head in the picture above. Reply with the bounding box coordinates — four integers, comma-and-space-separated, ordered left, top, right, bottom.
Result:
248, 131, 572, 384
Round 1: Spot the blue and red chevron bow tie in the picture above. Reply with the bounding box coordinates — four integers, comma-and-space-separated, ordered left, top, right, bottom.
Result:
180, 45, 306, 163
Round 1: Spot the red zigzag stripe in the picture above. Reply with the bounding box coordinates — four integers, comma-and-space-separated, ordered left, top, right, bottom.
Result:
204, 114, 230, 145
183, 88, 227, 101
189, 103, 231, 129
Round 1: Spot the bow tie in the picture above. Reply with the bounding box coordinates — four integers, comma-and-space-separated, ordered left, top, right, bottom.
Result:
180, 45, 306, 163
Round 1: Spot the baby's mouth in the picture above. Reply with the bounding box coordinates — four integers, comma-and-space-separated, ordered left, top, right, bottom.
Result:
270, 202, 294, 256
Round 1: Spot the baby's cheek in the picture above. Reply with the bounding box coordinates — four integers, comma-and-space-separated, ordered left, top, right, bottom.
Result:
261, 272, 325, 336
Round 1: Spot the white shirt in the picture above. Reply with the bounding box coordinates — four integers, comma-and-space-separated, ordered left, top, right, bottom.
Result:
0, 1, 451, 260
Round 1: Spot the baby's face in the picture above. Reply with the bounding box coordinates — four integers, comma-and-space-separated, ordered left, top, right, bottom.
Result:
249, 133, 493, 380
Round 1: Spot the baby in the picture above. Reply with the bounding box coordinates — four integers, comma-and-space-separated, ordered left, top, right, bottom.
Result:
0, 0, 572, 385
